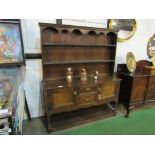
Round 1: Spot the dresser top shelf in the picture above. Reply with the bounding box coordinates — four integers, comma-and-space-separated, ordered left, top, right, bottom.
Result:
43, 60, 115, 65
39, 23, 119, 33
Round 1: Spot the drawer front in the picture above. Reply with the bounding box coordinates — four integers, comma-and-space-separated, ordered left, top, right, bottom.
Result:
147, 84, 155, 92
79, 93, 96, 105
148, 77, 155, 85
79, 86, 97, 94
147, 76, 155, 91
46, 88, 74, 108
100, 82, 116, 98
145, 92, 155, 100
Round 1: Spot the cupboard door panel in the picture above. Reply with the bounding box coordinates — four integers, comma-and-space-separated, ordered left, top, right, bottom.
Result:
100, 82, 116, 98
131, 77, 147, 101
46, 88, 74, 108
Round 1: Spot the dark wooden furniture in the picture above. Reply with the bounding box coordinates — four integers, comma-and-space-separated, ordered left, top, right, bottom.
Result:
145, 74, 155, 104
40, 23, 121, 132
143, 62, 155, 105
117, 60, 153, 117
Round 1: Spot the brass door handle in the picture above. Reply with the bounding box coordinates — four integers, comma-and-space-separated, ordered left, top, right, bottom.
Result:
74, 91, 77, 96
86, 88, 90, 91
98, 94, 101, 101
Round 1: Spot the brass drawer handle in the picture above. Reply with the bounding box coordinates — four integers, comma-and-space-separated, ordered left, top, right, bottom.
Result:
85, 98, 89, 101
86, 88, 90, 91
98, 94, 102, 101
74, 91, 77, 95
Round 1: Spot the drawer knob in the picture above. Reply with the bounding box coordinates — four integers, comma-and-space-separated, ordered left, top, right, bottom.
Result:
74, 91, 77, 95
86, 88, 90, 91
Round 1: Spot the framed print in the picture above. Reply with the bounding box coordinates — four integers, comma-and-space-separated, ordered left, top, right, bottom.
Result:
0, 67, 19, 107
0, 20, 25, 66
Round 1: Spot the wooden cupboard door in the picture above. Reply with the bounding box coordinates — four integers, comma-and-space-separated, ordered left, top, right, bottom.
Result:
100, 81, 117, 99
131, 77, 147, 102
46, 88, 74, 108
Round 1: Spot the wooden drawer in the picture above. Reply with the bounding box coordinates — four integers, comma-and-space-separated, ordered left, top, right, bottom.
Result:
145, 92, 155, 100
79, 86, 97, 94
46, 88, 74, 108
147, 84, 155, 92
147, 76, 155, 91
148, 77, 155, 85
79, 92, 96, 105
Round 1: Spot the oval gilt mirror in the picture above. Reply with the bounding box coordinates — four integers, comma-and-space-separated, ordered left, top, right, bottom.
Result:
147, 33, 155, 57
109, 19, 137, 42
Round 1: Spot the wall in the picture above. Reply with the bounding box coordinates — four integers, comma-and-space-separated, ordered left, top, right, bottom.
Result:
21, 19, 155, 118
21, 19, 56, 117
116, 19, 155, 67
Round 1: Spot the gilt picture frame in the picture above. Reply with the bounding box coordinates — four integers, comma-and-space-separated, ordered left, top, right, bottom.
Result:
0, 20, 25, 66
108, 19, 137, 42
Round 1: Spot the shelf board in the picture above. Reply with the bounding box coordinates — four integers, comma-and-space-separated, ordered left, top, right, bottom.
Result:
0, 62, 24, 67
42, 43, 116, 47
0, 20, 20, 24
43, 60, 115, 65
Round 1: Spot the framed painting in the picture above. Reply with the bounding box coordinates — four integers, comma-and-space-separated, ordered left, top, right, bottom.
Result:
0, 20, 25, 66
0, 67, 19, 107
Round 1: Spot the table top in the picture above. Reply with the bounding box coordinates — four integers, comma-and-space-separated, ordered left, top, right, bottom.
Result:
43, 75, 121, 89
118, 71, 150, 77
